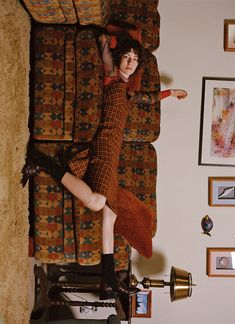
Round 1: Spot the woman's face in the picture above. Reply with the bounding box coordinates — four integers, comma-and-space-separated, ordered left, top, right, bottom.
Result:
119, 48, 139, 78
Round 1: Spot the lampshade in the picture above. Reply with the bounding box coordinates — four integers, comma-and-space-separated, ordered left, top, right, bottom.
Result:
131, 266, 195, 302
170, 266, 193, 301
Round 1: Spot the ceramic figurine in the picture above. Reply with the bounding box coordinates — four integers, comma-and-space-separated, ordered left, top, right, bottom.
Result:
201, 215, 213, 236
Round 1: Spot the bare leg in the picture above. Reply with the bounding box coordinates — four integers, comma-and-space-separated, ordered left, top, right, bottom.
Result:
100, 205, 140, 298
102, 205, 117, 254
61, 172, 106, 212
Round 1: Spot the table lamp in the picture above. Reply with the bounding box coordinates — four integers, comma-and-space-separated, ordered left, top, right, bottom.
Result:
131, 266, 195, 301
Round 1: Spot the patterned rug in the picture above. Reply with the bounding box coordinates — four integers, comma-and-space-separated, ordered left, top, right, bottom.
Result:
0, 1, 30, 323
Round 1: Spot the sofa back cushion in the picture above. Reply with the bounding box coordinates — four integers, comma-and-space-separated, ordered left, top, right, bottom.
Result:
32, 25, 76, 141
124, 51, 161, 142
22, 0, 106, 25
75, 0, 107, 25
73, 30, 104, 143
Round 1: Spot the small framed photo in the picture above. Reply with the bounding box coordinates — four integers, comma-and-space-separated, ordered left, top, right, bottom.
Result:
224, 19, 235, 52
208, 177, 235, 206
207, 248, 235, 277
198, 77, 235, 166
131, 290, 152, 318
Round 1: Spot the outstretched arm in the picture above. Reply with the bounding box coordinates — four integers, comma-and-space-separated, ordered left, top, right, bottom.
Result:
129, 89, 187, 104
168, 89, 187, 100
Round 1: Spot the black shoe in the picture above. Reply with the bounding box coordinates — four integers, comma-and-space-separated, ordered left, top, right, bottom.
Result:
99, 280, 140, 300
117, 282, 140, 296
21, 148, 66, 187
21, 149, 52, 187
99, 281, 118, 300
21, 161, 41, 187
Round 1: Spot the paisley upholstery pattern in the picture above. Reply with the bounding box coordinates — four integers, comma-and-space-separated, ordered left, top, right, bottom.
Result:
33, 25, 76, 141
73, 30, 103, 143
23, 0, 72, 23
33, 143, 76, 262
74, 0, 107, 25
22, 0, 106, 24
118, 142, 157, 235
32, 141, 157, 268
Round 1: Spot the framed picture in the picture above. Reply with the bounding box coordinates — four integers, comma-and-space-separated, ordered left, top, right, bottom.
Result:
198, 77, 235, 166
207, 248, 235, 277
208, 177, 235, 206
224, 19, 235, 52
131, 290, 152, 318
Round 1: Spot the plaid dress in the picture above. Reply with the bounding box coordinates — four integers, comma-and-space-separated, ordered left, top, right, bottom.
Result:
69, 80, 130, 215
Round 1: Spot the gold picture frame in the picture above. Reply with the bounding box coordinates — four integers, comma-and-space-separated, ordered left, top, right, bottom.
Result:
131, 290, 152, 318
224, 19, 235, 52
208, 177, 235, 206
207, 248, 235, 277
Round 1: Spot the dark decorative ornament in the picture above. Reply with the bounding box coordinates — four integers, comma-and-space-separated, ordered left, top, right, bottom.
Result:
201, 215, 213, 236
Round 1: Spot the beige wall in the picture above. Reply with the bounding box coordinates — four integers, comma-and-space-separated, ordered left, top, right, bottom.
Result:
131, 0, 235, 323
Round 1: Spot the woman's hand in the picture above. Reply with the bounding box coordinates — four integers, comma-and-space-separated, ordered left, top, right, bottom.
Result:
170, 89, 188, 99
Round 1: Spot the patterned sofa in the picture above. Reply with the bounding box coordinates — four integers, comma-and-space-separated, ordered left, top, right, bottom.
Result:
23, 0, 161, 271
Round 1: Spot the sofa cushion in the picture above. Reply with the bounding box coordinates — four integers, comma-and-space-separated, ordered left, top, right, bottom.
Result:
118, 142, 157, 235
139, 50, 161, 92
22, 0, 106, 25
73, 30, 103, 143
22, 0, 77, 24
33, 142, 76, 263
123, 51, 161, 143
75, 0, 107, 25
33, 25, 76, 141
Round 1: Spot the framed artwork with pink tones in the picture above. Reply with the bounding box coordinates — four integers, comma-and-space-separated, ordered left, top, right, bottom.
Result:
198, 77, 235, 166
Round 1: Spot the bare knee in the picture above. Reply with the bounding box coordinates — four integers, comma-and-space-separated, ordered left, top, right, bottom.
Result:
87, 193, 106, 211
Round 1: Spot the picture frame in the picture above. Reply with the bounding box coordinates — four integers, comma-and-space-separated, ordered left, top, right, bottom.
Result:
207, 248, 235, 277
131, 290, 152, 318
224, 19, 235, 52
208, 177, 235, 206
198, 77, 235, 166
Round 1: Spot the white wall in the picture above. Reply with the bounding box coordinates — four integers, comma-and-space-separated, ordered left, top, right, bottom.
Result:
131, 0, 235, 323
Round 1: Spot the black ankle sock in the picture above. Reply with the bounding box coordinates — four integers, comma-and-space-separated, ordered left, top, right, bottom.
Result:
102, 254, 118, 290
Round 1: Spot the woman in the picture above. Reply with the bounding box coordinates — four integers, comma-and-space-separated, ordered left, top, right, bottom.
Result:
22, 34, 187, 299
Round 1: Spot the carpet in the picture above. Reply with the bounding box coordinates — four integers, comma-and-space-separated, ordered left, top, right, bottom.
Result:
0, 1, 30, 323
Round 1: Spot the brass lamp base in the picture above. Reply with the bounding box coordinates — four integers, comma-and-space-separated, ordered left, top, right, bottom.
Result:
131, 266, 195, 302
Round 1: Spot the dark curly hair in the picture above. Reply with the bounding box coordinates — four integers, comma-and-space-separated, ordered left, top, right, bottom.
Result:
112, 36, 143, 71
